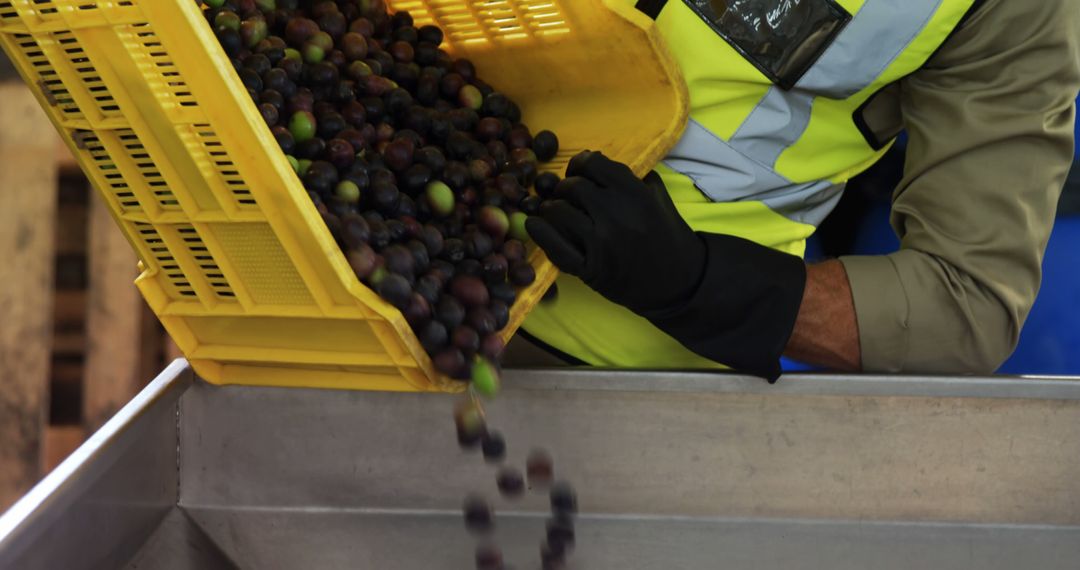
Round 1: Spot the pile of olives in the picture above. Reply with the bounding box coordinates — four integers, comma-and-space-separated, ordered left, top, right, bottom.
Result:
200, 0, 563, 392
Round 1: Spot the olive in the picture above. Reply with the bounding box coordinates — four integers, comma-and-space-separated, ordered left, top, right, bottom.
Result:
402, 292, 431, 326
239, 18, 268, 48
389, 40, 414, 63
475, 543, 503, 570
520, 194, 544, 214
216, 28, 244, 56
302, 160, 338, 194
325, 138, 355, 170
468, 158, 494, 183
508, 211, 529, 242
476, 116, 503, 142
244, 53, 272, 76
481, 254, 507, 284
443, 160, 470, 190
452, 325, 480, 355
346, 60, 373, 81
546, 515, 576, 559
496, 467, 525, 498
317, 11, 347, 39
507, 125, 533, 150
287, 89, 314, 114
422, 224, 444, 256
374, 273, 411, 309
454, 399, 485, 447
534, 171, 560, 199
385, 87, 413, 117
385, 219, 408, 242
467, 307, 496, 336
471, 355, 500, 397
509, 260, 536, 287
533, 130, 560, 162
415, 74, 440, 105
550, 482, 578, 515
480, 333, 506, 359
488, 281, 517, 306
406, 239, 430, 273
458, 84, 483, 110
481, 92, 511, 118
215, 10, 241, 32
301, 40, 325, 63
417, 319, 448, 353
418, 24, 444, 45
480, 430, 506, 462
346, 243, 377, 280
393, 23, 416, 43
456, 258, 483, 279
425, 181, 455, 217
403, 106, 433, 136
510, 160, 537, 188
526, 448, 554, 488
464, 229, 494, 259
337, 128, 367, 154
439, 72, 466, 99
238, 67, 263, 92
511, 147, 537, 165
288, 110, 317, 142
383, 138, 415, 172
315, 111, 346, 139
368, 220, 391, 249
414, 42, 439, 66
477, 205, 509, 238
541, 540, 567, 570
350, 17, 375, 37
436, 295, 466, 329
371, 180, 401, 216
271, 125, 295, 154
414, 274, 442, 307
441, 237, 465, 263
453, 58, 476, 81
416, 146, 446, 175
450, 275, 489, 308
295, 136, 326, 160
382, 244, 415, 277
340, 213, 370, 247
335, 180, 361, 204
489, 300, 509, 330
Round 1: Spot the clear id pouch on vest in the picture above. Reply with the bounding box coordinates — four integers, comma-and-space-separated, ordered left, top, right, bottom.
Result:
684, 0, 852, 89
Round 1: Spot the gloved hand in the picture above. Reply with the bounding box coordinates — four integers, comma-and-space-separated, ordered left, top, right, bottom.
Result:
526, 151, 807, 381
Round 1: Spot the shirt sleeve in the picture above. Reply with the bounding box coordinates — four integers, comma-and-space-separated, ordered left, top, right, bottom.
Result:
840, 0, 1080, 373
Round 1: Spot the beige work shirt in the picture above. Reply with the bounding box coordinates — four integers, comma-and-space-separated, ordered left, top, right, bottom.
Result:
841, 0, 1080, 374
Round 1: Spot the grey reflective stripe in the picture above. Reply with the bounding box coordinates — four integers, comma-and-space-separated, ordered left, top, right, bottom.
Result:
666, 0, 943, 226
727, 87, 815, 169
663, 119, 844, 227
798, 0, 944, 99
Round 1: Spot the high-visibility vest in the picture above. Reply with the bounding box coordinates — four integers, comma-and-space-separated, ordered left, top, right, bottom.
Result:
523, 0, 978, 367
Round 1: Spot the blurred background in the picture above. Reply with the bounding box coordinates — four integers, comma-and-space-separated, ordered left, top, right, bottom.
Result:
0, 52, 179, 513
0, 48, 1078, 512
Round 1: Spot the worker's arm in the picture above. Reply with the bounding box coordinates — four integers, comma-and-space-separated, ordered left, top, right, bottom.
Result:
822, 0, 1080, 374
785, 260, 860, 371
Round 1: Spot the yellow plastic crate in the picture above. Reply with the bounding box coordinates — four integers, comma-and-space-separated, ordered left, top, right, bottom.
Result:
0, 0, 688, 392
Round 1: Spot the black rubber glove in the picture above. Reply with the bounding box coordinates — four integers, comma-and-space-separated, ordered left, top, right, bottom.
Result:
526, 151, 807, 381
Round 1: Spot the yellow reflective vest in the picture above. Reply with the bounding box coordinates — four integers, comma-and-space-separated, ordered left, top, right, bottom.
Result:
523, 0, 978, 367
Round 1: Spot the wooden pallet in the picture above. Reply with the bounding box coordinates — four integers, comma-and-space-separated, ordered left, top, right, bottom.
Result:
1, 81, 172, 512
